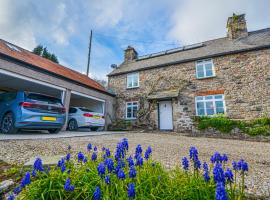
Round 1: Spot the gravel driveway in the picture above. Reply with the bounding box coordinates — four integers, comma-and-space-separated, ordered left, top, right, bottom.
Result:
0, 132, 270, 197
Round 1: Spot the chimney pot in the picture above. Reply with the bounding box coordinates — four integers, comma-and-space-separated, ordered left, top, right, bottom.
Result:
227, 13, 248, 40
124, 46, 138, 62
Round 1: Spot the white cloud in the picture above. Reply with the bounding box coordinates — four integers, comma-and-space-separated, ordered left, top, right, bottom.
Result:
0, 0, 37, 50
168, 0, 270, 45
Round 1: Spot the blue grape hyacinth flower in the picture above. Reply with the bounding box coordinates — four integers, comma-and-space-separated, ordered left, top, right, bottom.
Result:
33, 157, 44, 172
77, 152, 84, 162
189, 146, 198, 161
117, 168, 126, 180
97, 162, 106, 177
31, 169, 36, 177
93, 186, 102, 200
105, 176, 110, 184
144, 146, 152, 160
127, 156, 134, 167
224, 168, 234, 182
128, 183, 136, 199
135, 156, 143, 167
203, 162, 210, 182
106, 158, 114, 173
105, 148, 111, 157
61, 163, 66, 173
20, 172, 31, 188
94, 146, 97, 151
7, 194, 15, 200
66, 153, 71, 161
237, 159, 248, 172
83, 156, 88, 163
64, 178, 75, 192
13, 186, 22, 195
129, 166, 137, 178
216, 182, 228, 200
92, 152, 97, 161
87, 143, 92, 151
58, 158, 65, 167
182, 157, 189, 170
213, 164, 225, 184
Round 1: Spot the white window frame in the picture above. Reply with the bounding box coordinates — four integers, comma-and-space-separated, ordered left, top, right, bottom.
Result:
195, 94, 226, 116
127, 72, 139, 89
126, 101, 139, 119
196, 59, 215, 79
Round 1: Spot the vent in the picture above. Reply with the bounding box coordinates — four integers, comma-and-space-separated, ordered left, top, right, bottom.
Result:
5, 43, 21, 52
138, 43, 204, 60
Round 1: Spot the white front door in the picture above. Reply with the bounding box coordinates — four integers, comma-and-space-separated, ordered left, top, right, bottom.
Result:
159, 101, 173, 130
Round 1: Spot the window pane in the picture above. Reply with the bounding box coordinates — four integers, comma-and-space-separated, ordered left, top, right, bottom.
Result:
215, 95, 223, 99
215, 101, 224, 108
127, 112, 132, 118
205, 96, 213, 100
197, 71, 204, 78
133, 107, 138, 118
216, 107, 224, 114
196, 96, 203, 101
205, 63, 213, 70
206, 101, 215, 115
197, 102, 204, 109
205, 70, 213, 77
198, 109, 205, 116
196, 64, 204, 71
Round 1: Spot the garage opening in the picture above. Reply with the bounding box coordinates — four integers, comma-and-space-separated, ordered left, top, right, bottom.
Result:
0, 69, 67, 134
70, 91, 105, 114
67, 91, 105, 131
0, 69, 64, 99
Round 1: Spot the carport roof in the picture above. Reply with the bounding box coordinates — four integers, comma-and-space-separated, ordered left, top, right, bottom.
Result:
0, 39, 112, 96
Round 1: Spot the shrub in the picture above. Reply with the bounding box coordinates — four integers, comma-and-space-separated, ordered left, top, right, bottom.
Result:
8, 139, 248, 200
195, 116, 270, 136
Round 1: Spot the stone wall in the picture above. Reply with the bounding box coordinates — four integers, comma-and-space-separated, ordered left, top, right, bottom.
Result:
108, 49, 270, 132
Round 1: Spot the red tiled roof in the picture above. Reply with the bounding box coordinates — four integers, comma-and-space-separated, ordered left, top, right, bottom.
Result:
0, 39, 108, 94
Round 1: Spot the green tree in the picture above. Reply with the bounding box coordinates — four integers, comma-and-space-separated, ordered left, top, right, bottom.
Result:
32, 45, 43, 56
42, 47, 52, 59
50, 54, 59, 63
32, 45, 59, 64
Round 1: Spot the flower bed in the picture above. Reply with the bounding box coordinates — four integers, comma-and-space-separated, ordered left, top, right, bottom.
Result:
7, 138, 248, 200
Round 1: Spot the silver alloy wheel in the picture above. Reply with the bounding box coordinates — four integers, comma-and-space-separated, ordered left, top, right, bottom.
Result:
68, 120, 76, 131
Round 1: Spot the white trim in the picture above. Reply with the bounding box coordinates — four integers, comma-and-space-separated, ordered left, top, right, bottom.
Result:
125, 101, 139, 119
195, 94, 226, 116
71, 91, 105, 103
196, 59, 216, 79
126, 72, 140, 89
0, 69, 66, 91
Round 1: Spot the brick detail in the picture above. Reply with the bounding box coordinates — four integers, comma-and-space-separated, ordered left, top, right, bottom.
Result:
195, 89, 225, 96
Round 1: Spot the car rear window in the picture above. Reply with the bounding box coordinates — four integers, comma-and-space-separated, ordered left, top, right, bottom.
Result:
26, 93, 62, 105
79, 107, 94, 112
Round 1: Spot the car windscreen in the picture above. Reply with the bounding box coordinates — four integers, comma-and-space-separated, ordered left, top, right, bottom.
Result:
26, 93, 62, 105
79, 107, 94, 112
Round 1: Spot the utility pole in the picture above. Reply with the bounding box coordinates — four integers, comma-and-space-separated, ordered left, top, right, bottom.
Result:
86, 30, 92, 77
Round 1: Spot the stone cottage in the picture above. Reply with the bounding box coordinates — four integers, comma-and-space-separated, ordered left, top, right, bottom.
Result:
108, 14, 270, 132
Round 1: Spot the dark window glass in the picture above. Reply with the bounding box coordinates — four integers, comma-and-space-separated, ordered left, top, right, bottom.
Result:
69, 108, 77, 113
79, 108, 94, 112
27, 93, 62, 105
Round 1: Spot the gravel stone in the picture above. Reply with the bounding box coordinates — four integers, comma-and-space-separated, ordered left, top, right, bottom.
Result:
0, 132, 270, 197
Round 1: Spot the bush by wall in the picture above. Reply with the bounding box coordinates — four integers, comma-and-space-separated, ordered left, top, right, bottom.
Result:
194, 115, 270, 136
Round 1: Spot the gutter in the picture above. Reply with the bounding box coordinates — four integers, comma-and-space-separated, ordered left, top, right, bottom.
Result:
0, 52, 115, 97
108, 44, 270, 77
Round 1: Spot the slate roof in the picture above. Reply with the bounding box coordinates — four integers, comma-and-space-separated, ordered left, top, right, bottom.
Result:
108, 28, 270, 76
0, 39, 112, 95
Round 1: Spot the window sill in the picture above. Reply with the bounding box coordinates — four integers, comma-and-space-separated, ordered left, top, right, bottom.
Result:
126, 86, 139, 90
196, 75, 216, 80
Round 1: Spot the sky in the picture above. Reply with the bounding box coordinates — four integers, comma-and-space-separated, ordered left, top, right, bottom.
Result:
0, 0, 270, 81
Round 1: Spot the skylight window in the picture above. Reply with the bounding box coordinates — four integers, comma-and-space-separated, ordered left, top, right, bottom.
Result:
5, 43, 21, 52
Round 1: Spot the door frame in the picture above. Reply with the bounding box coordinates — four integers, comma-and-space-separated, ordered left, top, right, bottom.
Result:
158, 100, 173, 131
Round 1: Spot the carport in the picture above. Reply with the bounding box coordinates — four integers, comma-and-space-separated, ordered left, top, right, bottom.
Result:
0, 38, 115, 132
70, 91, 105, 114
0, 69, 65, 101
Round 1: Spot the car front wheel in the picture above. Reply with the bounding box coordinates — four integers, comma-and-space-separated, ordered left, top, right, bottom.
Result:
90, 127, 99, 131
1, 112, 18, 134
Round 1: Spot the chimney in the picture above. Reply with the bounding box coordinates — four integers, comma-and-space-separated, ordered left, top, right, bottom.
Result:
124, 46, 138, 62
227, 13, 248, 40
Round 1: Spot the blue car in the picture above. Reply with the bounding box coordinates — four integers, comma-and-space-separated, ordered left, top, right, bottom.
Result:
0, 91, 66, 134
